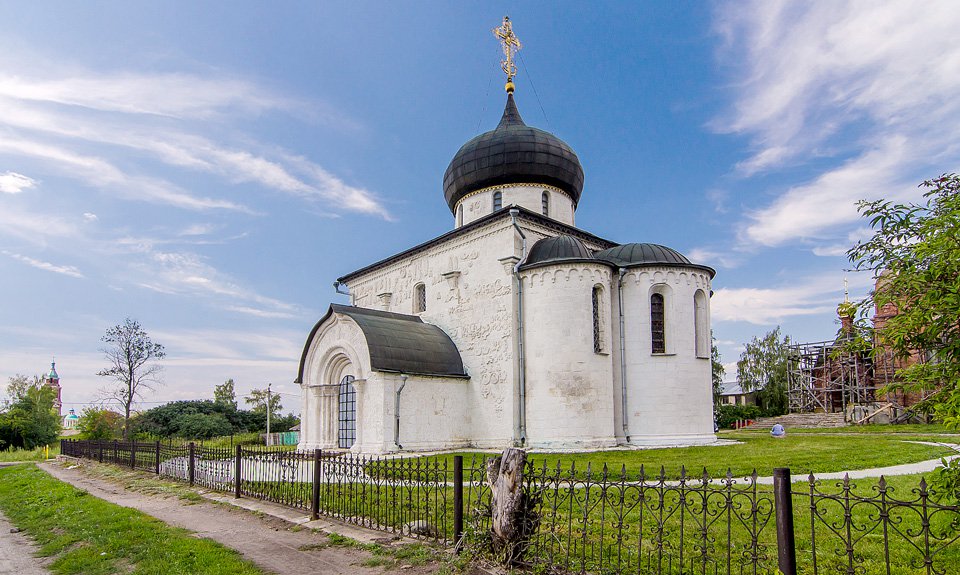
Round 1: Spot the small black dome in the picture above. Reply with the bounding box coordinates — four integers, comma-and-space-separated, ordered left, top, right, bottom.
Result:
521, 235, 595, 269
595, 243, 716, 277
443, 93, 584, 214
595, 243, 691, 266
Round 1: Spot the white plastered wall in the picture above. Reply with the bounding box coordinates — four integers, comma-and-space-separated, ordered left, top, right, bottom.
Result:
619, 267, 716, 445
346, 218, 521, 449
521, 263, 618, 449
454, 184, 575, 228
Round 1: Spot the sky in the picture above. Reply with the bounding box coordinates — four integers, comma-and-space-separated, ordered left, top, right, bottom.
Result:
2, 1, 958, 415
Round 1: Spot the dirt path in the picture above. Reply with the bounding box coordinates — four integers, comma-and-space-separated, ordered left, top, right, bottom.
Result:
0, 509, 49, 575
39, 462, 438, 575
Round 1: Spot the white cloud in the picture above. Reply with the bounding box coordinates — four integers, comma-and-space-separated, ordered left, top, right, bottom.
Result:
3, 250, 83, 278
0, 171, 36, 193
130, 248, 298, 318
715, 1, 960, 246
687, 247, 743, 269
82, 212, 98, 222
0, 72, 289, 119
712, 272, 872, 325
0, 68, 389, 218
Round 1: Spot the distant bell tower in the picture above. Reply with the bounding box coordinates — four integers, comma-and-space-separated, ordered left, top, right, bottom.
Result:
45, 360, 62, 417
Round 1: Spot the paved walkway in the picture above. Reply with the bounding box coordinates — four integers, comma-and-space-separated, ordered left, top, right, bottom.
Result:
37, 462, 440, 575
755, 442, 960, 484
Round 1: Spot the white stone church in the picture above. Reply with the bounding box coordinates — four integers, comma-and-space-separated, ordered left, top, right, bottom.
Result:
296, 26, 716, 454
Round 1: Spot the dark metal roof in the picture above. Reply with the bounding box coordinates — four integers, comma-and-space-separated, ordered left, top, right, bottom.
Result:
594, 243, 716, 278
520, 234, 596, 270
295, 305, 468, 383
336, 206, 617, 283
442, 93, 584, 214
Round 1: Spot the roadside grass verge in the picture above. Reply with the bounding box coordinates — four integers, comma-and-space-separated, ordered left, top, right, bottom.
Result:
79, 461, 204, 502
395, 434, 955, 480
0, 464, 264, 575
0, 443, 60, 462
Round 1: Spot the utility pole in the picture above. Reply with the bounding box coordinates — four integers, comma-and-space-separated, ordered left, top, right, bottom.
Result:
266, 382, 272, 446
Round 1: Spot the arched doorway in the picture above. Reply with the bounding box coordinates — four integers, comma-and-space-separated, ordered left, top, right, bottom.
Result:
337, 375, 356, 449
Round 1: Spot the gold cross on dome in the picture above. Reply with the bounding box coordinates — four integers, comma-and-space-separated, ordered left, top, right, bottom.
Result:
493, 16, 522, 92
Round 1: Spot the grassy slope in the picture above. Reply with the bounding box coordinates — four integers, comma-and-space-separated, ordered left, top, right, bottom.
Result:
424, 433, 956, 479
0, 464, 264, 575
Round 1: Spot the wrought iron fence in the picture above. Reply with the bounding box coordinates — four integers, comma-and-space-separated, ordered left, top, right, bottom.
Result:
59, 440, 960, 575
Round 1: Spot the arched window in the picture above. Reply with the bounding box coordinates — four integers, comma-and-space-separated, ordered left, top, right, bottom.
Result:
592, 285, 604, 353
337, 375, 356, 449
541, 191, 550, 216
651, 292, 666, 354
456, 204, 463, 227
414, 283, 426, 313
493, 191, 503, 211
694, 289, 709, 358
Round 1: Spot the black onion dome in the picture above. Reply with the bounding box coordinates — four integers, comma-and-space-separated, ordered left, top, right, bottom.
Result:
521, 235, 595, 269
595, 243, 716, 277
443, 93, 584, 214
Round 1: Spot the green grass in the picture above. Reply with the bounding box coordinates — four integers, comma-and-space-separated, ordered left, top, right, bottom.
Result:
0, 464, 265, 575
0, 443, 60, 462
731, 422, 958, 435
398, 434, 956, 481
517, 471, 960, 575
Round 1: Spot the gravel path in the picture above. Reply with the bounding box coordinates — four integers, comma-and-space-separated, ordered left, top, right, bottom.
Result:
38, 462, 438, 575
0, 509, 49, 575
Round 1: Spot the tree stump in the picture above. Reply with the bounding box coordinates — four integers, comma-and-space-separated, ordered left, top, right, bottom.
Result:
486, 447, 536, 564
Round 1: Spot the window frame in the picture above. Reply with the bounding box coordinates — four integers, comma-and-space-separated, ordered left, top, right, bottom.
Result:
650, 292, 666, 354
414, 283, 427, 313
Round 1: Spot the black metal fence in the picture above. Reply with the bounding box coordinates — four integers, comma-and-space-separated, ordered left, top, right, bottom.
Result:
60, 440, 960, 575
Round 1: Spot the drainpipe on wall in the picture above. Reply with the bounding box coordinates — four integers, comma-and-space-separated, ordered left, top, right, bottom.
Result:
394, 374, 407, 450
618, 268, 630, 443
509, 209, 528, 445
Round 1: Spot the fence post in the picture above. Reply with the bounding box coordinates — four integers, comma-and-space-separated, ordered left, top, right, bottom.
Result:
113, 439, 118, 463
454, 455, 464, 549
98, 440, 104, 463
773, 468, 798, 575
130, 440, 137, 469
234, 445, 242, 499
311, 448, 322, 520
189, 442, 196, 486
155, 441, 161, 475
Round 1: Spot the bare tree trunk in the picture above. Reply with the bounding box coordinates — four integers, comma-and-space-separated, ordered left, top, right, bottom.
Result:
486, 447, 536, 564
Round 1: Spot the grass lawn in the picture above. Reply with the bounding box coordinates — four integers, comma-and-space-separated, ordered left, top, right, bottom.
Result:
407, 433, 956, 480
520, 471, 960, 575
0, 464, 265, 575
0, 443, 60, 462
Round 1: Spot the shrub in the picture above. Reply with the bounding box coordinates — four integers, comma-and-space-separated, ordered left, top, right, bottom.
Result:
716, 404, 764, 429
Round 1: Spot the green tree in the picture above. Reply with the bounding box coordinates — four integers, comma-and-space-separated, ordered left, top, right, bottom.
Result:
214, 379, 237, 410
4, 374, 39, 405
76, 408, 123, 440
97, 318, 165, 439
245, 387, 282, 417
173, 412, 233, 439
711, 335, 725, 405
736, 326, 791, 415
0, 377, 60, 450
848, 173, 960, 426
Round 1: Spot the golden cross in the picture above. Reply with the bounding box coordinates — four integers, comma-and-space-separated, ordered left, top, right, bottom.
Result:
493, 16, 522, 91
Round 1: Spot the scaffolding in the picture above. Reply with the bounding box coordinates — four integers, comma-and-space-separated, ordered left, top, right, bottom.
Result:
787, 337, 927, 421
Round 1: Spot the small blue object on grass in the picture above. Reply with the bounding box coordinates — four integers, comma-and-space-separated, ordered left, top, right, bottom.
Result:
771, 423, 786, 438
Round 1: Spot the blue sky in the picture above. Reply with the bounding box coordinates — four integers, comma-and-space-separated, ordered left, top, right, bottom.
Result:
2, 2, 957, 414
